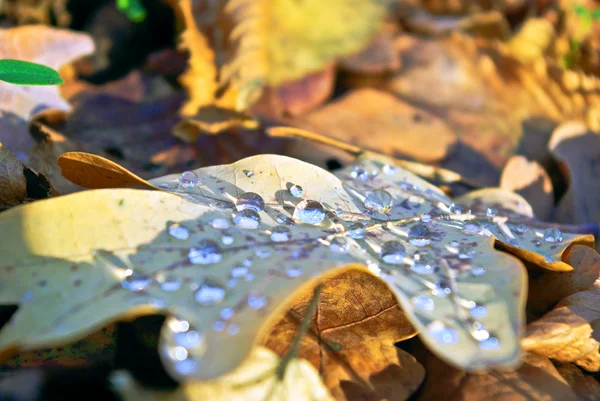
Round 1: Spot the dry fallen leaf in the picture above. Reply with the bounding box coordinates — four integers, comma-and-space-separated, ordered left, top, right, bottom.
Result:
0, 148, 592, 385
549, 121, 600, 226
0, 25, 94, 120
523, 246, 600, 371
416, 346, 578, 401
265, 270, 423, 401
287, 89, 458, 164
113, 346, 335, 401
500, 155, 554, 221
555, 362, 600, 401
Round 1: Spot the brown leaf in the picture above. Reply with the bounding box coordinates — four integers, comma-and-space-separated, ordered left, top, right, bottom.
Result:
339, 23, 402, 74
555, 362, 600, 401
264, 270, 423, 401
57, 152, 161, 190
416, 346, 577, 401
500, 155, 554, 221
523, 287, 600, 371
287, 89, 458, 163
528, 245, 600, 317
549, 122, 600, 226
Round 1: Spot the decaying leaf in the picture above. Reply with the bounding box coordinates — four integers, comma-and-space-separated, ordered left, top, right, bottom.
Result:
113, 346, 335, 401
265, 270, 423, 401
555, 362, 600, 401
222, 0, 393, 109
0, 149, 592, 384
549, 121, 600, 226
416, 347, 578, 401
57, 152, 161, 191
500, 155, 554, 221
0, 25, 94, 119
0, 143, 53, 208
287, 89, 458, 163
523, 245, 600, 371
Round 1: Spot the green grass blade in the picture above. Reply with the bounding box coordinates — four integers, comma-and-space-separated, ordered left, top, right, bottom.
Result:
0, 59, 64, 86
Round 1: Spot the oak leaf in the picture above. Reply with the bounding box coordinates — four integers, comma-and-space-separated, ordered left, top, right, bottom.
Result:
0, 151, 592, 384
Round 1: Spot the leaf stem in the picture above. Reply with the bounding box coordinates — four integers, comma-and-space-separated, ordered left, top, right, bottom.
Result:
276, 283, 323, 379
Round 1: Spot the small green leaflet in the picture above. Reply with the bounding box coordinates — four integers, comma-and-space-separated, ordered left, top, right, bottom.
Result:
0, 59, 63, 86
116, 0, 147, 23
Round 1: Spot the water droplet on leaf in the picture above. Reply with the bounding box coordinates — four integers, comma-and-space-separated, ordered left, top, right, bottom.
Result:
235, 192, 265, 213
188, 240, 222, 264
380, 241, 406, 264
178, 171, 198, 188
461, 221, 482, 235
168, 223, 190, 240
289, 184, 303, 197
270, 226, 291, 242
233, 209, 261, 229
194, 282, 226, 305
293, 200, 326, 225
408, 224, 431, 246
363, 189, 394, 213
543, 228, 563, 243
428, 321, 458, 345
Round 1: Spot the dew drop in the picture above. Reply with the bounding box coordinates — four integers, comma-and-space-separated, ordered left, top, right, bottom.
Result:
461, 221, 482, 235
427, 321, 458, 345
285, 267, 303, 278
347, 223, 366, 239
209, 218, 230, 230
516, 224, 528, 233
168, 223, 190, 240
421, 214, 432, 223
221, 233, 234, 245
230, 265, 248, 279
412, 294, 435, 311
382, 164, 397, 176
411, 252, 437, 274
156, 274, 181, 291
255, 247, 271, 258
270, 226, 291, 242
380, 241, 406, 265
350, 165, 369, 181
469, 304, 488, 319
244, 170, 254, 178
432, 282, 452, 298
471, 266, 486, 276
363, 189, 394, 213
233, 209, 261, 229
194, 282, 226, 305
479, 336, 500, 350
471, 321, 490, 341
289, 184, 304, 197
486, 207, 498, 217
293, 200, 326, 225
407, 224, 431, 247
335, 207, 344, 216
458, 245, 475, 259
178, 171, 198, 188
329, 237, 349, 253
121, 272, 152, 292
220, 308, 234, 320
248, 294, 267, 310
450, 202, 470, 215
188, 240, 222, 264
235, 192, 265, 213
543, 228, 563, 243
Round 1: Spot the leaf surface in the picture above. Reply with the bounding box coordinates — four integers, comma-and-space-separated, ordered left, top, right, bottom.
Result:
0, 152, 592, 382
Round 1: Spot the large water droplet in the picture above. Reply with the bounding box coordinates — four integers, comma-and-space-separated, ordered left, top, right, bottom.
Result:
450, 202, 470, 215
411, 251, 437, 274
122, 271, 152, 292
412, 294, 435, 311
168, 223, 190, 240
543, 228, 563, 243
363, 189, 394, 213
479, 336, 500, 350
248, 294, 267, 310
461, 221, 482, 235
289, 184, 303, 197
329, 237, 349, 253
178, 171, 198, 188
380, 241, 406, 264
270, 226, 291, 242
233, 209, 261, 229
427, 321, 458, 345
236, 192, 265, 213
194, 282, 226, 305
407, 224, 431, 247
209, 218, 229, 230
516, 224, 528, 233
293, 200, 326, 225
469, 304, 488, 319
188, 240, 222, 264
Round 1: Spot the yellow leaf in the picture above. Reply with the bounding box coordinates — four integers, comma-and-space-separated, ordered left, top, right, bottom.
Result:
113, 346, 335, 401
